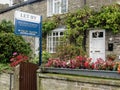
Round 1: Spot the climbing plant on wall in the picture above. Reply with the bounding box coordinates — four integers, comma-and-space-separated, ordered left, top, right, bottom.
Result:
42, 4, 120, 59
65, 7, 93, 46
88, 4, 120, 33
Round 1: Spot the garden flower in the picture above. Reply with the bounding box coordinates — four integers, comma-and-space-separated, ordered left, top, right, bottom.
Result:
117, 64, 120, 73
10, 53, 29, 67
13, 52, 17, 56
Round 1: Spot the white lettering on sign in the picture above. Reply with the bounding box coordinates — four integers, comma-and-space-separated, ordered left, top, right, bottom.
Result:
15, 11, 41, 23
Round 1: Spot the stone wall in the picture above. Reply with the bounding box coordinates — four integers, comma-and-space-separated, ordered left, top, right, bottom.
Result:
38, 73, 120, 90
0, 73, 14, 90
106, 32, 120, 60
0, 0, 119, 22
0, 4, 9, 10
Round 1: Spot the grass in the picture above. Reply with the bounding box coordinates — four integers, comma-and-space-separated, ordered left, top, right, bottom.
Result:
0, 63, 12, 73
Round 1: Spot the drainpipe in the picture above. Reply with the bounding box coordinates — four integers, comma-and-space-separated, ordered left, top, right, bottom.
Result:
83, 0, 87, 51
83, 30, 87, 51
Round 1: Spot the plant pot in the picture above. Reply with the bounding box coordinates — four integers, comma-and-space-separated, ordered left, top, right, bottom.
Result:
40, 67, 120, 79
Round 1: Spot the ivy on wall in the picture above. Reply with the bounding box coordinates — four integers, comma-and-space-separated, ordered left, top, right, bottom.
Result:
88, 4, 120, 33
65, 7, 93, 46
42, 4, 120, 58
42, 15, 65, 37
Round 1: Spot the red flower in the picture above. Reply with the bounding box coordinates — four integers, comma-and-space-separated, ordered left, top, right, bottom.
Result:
84, 61, 89, 69
16, 54, 23, 60
10, 53, 29, 67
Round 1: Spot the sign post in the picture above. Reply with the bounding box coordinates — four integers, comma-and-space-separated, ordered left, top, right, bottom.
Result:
14, 11, 42, 66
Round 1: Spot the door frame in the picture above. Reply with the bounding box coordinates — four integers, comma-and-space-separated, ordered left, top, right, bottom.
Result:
89, 29, 105, 62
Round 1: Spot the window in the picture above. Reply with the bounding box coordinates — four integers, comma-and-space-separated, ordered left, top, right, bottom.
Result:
47, 27, 65, 53
92, 32, 103, 38
47, 0, 68, 16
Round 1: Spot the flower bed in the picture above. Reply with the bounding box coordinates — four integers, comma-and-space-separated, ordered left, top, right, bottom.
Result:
42, 56, 120, 79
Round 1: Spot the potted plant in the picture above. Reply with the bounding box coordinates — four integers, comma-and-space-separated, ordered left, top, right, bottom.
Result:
107, 54, 116, 61
40, 55, 120, 79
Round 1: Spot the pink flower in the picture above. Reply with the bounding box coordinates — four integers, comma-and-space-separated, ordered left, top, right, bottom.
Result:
13, 52, 17, 56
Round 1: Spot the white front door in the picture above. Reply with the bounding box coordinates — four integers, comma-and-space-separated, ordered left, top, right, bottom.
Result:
89, 30, 105, 62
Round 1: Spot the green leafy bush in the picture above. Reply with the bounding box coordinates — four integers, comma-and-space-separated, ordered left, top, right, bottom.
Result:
0, 33, 31, 63
42, 19, 57, 37
0, 63, 12, 73
42, 51, 51, 63
0, 20, 31, 63
0, 20, 14, 33
55, 44, 86, 60
88, 4, 120, 33
30, 51, 51, 64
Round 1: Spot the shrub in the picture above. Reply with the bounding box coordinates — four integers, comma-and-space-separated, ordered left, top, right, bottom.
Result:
0, 33, 31, 63
42, 51, 51, 64
30, 51, 51, 64
55, 44, 86, 60
0, 20, 14, 33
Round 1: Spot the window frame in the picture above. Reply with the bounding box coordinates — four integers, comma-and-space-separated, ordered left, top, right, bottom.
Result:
46, 27, 65, 53
47, 0, 68, 17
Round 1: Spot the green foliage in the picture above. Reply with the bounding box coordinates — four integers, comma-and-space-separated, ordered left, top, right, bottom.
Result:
30, 55, 39, 64
0, 20, 14, 33
42, 51, 51, 63
65, 7, 93, 46
55, 44, 86, 60
0, 20, 32, 63
42, 15, 66, 37
88, 4, 120, 33
30, 51, 51, 64
60, 7, 92, 57
42, 17, 58, 37
0, 63, 11, 73
42, 21, 56, 36
0, 33, 31, 63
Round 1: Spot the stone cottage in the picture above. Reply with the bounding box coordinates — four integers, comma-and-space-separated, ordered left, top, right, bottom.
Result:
0, 0, 120, 61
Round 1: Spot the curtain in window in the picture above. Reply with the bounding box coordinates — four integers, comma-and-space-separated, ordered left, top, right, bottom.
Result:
47, 0, 53, 16
61, 0, 67, 13
47, 0, 68, 16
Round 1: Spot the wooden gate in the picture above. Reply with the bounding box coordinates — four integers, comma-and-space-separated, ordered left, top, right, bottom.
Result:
19, 62, 38, 90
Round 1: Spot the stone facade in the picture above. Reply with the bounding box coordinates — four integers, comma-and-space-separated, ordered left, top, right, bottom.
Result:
13, 0, 24, 5
0, 0, 119, 21
106, 32, 120, 60
0, 0, 120, 58
0, 4, 9, 10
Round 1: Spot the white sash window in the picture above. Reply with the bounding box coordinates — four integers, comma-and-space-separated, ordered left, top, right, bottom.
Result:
47, 27, 65, 53
47, 0, 68, 16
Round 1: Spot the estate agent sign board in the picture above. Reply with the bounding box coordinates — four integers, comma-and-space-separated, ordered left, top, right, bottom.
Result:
14, 10, 42, 37
14, 11, 42, 66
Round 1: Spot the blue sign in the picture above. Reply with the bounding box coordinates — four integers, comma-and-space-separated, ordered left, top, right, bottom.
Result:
14, 11, 42, 66
14, 11, 42, 37
15, 19, 42, 37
